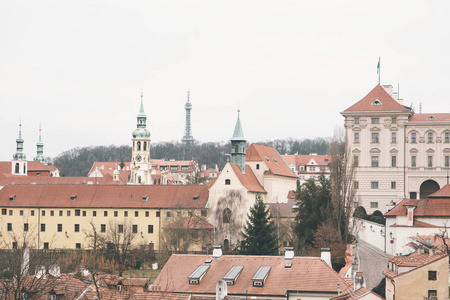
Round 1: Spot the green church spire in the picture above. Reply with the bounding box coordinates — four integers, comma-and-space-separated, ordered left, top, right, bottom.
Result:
34, 124, 46, 163
230, 110, 246, 173
132, 90, 151, 139
13, 122, 26, 161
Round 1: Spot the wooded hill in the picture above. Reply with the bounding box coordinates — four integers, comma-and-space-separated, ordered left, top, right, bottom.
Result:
52, 137, 331, 177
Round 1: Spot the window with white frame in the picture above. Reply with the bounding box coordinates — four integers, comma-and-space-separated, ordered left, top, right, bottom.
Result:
372, 118, 379, 124
428, 156, 433, 167
391, 156, 397, 167
371, 156, 379, 167
370, 202, 378, 208
371, 181, 379, 189
411, 156, 417, 167
354, 132, 360, 143
411, 132, 417, 143
371, 133, 379, 143
445, 156, 450, 168
391, 132, 396, 143
428, 132, 434, 143
445, 132, 450, 143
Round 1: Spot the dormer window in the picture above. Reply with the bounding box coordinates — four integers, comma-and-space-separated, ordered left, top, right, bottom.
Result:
188, 265, 210, 285
223, 265, 244, 286
252, 266, 271, 287
428, 115, 436, 120
371, 99, 382, 105
70, 195, 77, 201
9, 195, 16, 201
264, 156, 269, 161
142, 196, 149, 202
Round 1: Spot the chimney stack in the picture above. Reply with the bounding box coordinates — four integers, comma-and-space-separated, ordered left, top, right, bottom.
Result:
212, 245, 223, 259
284, 247, 294, 260
216, 280, 228, 300
418, 244, 425, 255
321, 248, 332, 268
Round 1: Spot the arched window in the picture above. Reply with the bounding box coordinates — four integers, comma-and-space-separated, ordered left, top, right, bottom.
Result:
137, 141, 141, 151
15, 163, 19, 174
223, 208, 231, 224
224, 239, 230, 251
143, 142, 147, 151
235, 146, 238, 153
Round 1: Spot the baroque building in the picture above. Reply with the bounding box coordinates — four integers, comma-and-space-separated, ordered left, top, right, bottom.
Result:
342, 84, 450, 213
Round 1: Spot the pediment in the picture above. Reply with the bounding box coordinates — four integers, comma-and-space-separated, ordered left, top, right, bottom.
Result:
370, 148, 381, 154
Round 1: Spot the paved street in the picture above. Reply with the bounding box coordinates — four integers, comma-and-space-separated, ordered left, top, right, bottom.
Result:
356, 240, 391, 290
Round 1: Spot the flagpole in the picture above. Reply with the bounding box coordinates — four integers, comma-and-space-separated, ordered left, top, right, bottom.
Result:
378, 57, 381, 85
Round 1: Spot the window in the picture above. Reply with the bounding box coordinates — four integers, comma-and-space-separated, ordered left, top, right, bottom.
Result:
132, 225, 138, 233
118, 225, 124, 233
9, 210, 12, 216
59, 210, 63, 216
371, 156, 379, 167
104, 211, 108, 217
354, 132, 359, 143
148, 225, 153, 233
392, 117, 397, 124
391, 156, 397, 167
1, 208, 6, 215
57, 224, 62, 232
114, 211, 118, 217
50, 210, 54, 216
411, 132, 417, 143
428, 132, 434, 143
145, 211, 149, 217
201, 210, 207, 217
42, 210, 45, 216
24, 223, 29, 231
428, 271, 437, 280
166, 211, 171, 218
370, 202, 378, 208
12, 242, 17, 249
156, 211, 160, 217
101, 224, 106, 233
225, 179, 231, 185
20, 210, 23, 216
43, 242, 49, 250
411, 156, 417, 167
371, 133, 379, 143
124, 211, 128, 217
31, 210, 35, 216
391, 132, 396, 143
75, 209, 80, 216
372, 118, 379, 124
391, 181, 396, 189
354, 181, 359, 189
135, 211, 139, 217
428, 290, 437, 298
170, 166, 178, 171
74, 224, 79, 232
256, 164, 260, 170
76, 243, 81, 249
353, 156, 359, 167
354, 118, 359, 124
428, 156, 433, 167
82, 211, 86, 217
15, 163, 19, 174
93, 211, 97, 217
67, 210, 71, 216
445, 156, 450, 168
41, 224, 45, 232
445, 132, 450, 143
177, 211, 181, 216
371, 181, 379, 189
223, 208, 231, 223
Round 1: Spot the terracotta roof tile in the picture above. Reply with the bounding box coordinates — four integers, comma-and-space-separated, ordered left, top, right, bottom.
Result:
390, 220, 438, 228
0, 173, 122, 186
229, 163, 266, 193
343, 85, 409, 112
246, 144, 297, 178
409, 113, 450, 122
331, 287, 385, 300
384, 253, 448, 280
282, 154, 331, 167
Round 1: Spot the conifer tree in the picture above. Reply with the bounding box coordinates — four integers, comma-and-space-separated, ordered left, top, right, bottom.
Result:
239, 194, 278, 255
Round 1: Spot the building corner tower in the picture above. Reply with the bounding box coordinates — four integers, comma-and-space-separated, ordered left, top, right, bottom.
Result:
130, 91, 152, 184
230, 110, 246, 173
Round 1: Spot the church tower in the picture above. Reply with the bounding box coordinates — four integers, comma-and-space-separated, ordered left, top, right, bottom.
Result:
12, 122, 27, 175
130, 91, 152, 184
181, 91, 194, 144
33, 125, 46, 163
230, 110, 246, 173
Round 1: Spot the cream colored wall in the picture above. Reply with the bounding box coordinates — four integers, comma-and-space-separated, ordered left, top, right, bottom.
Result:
246, 161, 267, 186
385, 278, 394, 300
393, 257, 449, 300
263, 175, 296, 203
0, 206, 205, 251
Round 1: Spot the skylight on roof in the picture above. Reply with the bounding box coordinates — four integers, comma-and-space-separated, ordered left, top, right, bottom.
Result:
188, 265, 210, 282
273, 157, 278, 162
223, 266, 244, 282
70, 195, 77, 201
142, 196, 149, 201
264, 156, 269, 161
9, 195, 15, 201
371, 99, 382, 105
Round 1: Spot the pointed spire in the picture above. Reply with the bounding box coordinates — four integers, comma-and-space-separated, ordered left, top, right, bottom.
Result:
13, 120, 26, 161
34, 124, 46, 163
138, 89, 145, 116
231, 109, 245, 141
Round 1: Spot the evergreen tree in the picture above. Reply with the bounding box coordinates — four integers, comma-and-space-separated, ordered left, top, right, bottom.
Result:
239, 194, 278, 255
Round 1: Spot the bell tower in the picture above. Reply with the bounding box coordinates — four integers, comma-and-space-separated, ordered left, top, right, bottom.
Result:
33, 125, 46, 163
12, 122, 27, 176
230, 110, 247, 173
130, 91, 152, 184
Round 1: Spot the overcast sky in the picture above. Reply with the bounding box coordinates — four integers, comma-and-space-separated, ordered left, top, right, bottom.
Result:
1, 0, 450, 161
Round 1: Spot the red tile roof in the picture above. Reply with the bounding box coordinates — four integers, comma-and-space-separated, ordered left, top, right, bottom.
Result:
390, 220, 438, 228
0, 173, 122, 186
153, 254, 352, 296
331, 287, 385, 300
229, 163, 266, 193
282, 154, 331, 167
343, 85, 409, 112
409, 113, 450, 122
384, 253, 447, 280
246, 144, 297, 178
0, 184, 209, 209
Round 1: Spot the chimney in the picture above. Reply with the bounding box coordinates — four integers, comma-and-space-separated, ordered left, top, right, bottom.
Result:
405, 205, 415, 227
216, 280, 228, 300
418, 244, 425, 255
429, 247, 435, 257
321, 248, 332, 267
49, 264, 60, 278
284, 247, 294, 260
35, 265, 46, 279
354, 272, 366, 291
212, 245, 222, 259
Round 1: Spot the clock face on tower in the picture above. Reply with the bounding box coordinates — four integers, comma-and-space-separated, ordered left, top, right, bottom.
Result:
136, 155, 142, 162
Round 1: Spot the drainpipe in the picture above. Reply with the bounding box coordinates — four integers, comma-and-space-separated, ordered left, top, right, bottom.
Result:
38, 208, 41, 249
403, 123, 407, 199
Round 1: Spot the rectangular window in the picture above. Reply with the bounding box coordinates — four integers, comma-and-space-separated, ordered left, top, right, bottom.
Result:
410, 192, 417, 199
114, 211, 118, 217
201, 210, 207, 217
1, 208, 6, 215
132, 225, 138, 233
372, 118, 379, 124
43, 242, 49, 250
371, 181, 379, 189
9, 210, 12, 216
411, 132, 417, 143
256, 164, 260, 169
391, 181, 396, 189
104, 211, 108, 217
371, 156, 379, 167
76, 243, 81, 249
428, 156, 433, 167
156, 211, 160, 217
31, 210, 35, 216
24, 223, 29, 231
42, 210, 45, 216
82, 211, 86, 217
20, 210, 23, 216
371, 133, 379, 143
101, 224, 106, 233
353, 156, 359, 167
75, 209, 80, 216
391, 156, 397, 167
428, 271, 437, 280
391, 132, 396, 143
148, 225, 154, 234
145, 211, 149, 217
59, 210, 63, 216
118, 225, 124, 233
445, 156, 450, 168
93, 211, 97, 217
411, 156, 417, 167
370, 202, 379, 208
354, 132, 359, 143
67, 210, 71, 217
57, 224, 62, 232
74, 224, 79, 232
354, 117, 359, 124
12, 242, 17, 249
225, 179, 231, 185
354, 181, 359, 189
392, 117, 397, 124
50, 210, 54, 216
428, 290, 437, 298
41, 224, 45, 232
135, 211, 139, 217
166, 212, 171, 218
445, 132, 450, 143
428, 132, 433, 143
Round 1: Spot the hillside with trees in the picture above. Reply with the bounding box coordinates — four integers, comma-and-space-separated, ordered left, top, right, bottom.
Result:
52, 137, 330, 177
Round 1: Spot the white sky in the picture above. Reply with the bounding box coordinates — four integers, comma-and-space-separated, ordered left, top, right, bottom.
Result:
1, 0, 450, 161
